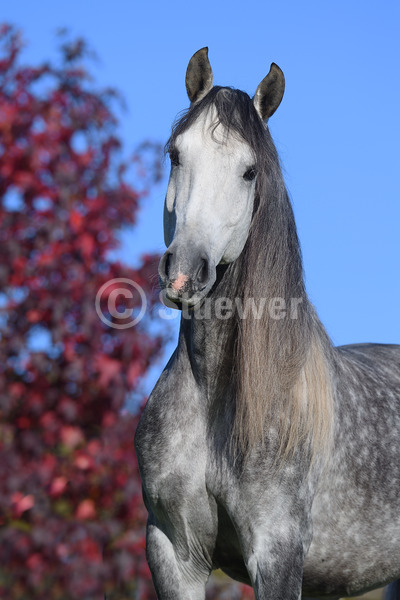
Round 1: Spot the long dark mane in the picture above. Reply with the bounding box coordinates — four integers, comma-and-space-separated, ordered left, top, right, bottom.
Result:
167, 87, 334, 461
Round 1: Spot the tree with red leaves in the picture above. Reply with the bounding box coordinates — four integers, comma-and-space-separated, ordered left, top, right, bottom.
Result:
0, 24, 254, 600
0, 24, 164, 599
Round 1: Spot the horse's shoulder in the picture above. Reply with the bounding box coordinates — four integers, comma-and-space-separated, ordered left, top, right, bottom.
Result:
135, 348, 206, 463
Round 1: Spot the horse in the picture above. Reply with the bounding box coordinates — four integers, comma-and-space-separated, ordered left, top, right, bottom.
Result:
134, 47, 400, 600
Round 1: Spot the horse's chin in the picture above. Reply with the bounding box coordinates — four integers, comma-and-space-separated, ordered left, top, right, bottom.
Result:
161, 288, 207, 311
179, 294, 206, 310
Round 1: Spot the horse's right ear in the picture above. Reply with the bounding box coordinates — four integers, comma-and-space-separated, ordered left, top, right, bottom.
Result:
185, 47, 213, 104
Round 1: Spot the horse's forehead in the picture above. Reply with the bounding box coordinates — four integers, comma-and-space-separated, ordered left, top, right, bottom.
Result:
176, 106, 251, 158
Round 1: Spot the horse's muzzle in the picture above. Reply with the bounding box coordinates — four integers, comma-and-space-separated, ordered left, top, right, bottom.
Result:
159, 245, 215, 307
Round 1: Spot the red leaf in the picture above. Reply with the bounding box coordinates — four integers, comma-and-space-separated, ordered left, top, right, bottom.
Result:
11, 493, 35, 517
60, 425, 84, 449
75, 499, 97, 520
95, 355, 122, 387
49, 476, 68, 497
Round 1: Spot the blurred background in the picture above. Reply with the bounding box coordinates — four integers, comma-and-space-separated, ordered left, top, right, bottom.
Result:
0, 1, 398, 598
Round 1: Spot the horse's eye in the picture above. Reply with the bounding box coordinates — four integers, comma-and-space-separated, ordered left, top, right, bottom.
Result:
243, 167, 257, 182
170, 149, 180, 167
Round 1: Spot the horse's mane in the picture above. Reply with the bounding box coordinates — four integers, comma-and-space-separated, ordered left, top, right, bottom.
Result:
167, 87, 334, 464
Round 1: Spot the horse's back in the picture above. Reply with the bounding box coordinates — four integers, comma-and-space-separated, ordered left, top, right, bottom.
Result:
336, 342, 400, 382
335, 342, 400, 429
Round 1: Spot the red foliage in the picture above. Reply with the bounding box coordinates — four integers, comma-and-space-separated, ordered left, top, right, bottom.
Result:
0, 24, 253, 600
0, 24, 161, 599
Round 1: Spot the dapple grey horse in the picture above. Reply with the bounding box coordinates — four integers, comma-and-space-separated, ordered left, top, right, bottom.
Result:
135, 48, 400, 600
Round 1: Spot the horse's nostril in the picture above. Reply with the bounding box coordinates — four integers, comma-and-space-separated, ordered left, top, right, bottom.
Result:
195, 258, 209, 287
164, 253, 172, 279
160, 252, 173, 281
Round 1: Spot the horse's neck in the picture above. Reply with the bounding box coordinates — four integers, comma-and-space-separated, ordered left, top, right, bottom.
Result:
178, 297, 236, 396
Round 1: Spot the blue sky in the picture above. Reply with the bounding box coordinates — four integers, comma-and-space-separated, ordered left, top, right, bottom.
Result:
2, 1, 399, 385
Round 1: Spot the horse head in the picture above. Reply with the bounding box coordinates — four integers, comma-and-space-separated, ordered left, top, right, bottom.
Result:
159, 47, 285, 307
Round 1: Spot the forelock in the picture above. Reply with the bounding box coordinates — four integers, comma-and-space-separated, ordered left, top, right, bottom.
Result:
166, 87, 268, 160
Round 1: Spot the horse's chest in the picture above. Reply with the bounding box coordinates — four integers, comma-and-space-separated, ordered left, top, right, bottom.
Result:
135, 374, 210, 517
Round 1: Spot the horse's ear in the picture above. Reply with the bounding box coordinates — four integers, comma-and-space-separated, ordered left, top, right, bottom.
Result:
253, 63, 285, 121
185, 47, 213, 104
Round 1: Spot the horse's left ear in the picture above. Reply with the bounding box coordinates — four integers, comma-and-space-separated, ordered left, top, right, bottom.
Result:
185, 47, 213, 104
253, 63, 285, 121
